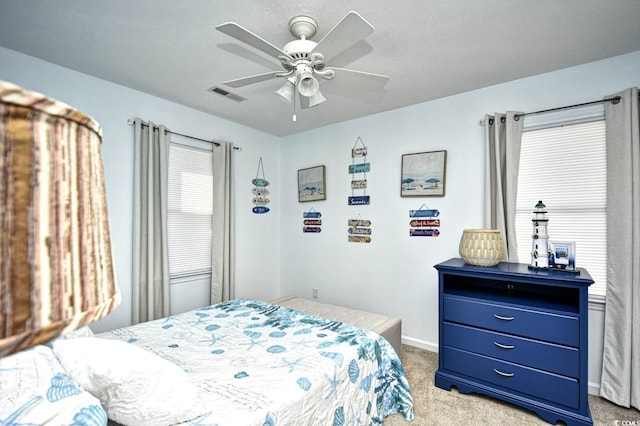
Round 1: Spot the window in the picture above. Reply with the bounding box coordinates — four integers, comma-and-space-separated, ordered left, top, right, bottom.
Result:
167, 138, 214, 280
515, 106, 607, 299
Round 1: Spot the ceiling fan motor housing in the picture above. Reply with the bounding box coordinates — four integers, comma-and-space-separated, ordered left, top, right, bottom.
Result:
281, 39, 325, 72
281, 16, 326, 73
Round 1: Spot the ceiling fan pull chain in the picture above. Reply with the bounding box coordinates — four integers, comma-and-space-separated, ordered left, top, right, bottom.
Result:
292, 90, 297, 122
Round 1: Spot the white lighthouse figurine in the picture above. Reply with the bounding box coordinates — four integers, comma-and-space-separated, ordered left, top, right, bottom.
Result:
530, 200, 550, 268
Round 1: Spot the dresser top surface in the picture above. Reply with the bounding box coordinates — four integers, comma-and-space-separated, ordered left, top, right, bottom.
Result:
435, 257, 594, 286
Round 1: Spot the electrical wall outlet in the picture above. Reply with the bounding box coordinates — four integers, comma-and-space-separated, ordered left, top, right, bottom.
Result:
312, 288, 318, 299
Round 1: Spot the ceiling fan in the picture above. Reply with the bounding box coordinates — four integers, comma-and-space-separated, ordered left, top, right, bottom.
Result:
215, 11, 388, 116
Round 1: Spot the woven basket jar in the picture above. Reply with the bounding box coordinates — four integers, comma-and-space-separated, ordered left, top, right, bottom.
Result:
459, 229, 505, 266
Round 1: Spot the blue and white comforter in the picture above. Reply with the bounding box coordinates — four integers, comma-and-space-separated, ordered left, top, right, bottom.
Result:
100, 298, 414, 425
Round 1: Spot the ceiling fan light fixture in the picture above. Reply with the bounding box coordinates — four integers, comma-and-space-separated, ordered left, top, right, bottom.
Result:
297, 71, 319, 97
307, 90, 326, 108
275, 78, 296, 103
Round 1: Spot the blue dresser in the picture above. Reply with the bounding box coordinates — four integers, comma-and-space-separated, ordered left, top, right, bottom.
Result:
434, 258, 594, 426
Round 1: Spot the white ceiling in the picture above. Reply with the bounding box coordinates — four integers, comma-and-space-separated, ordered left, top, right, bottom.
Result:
1, 1, 639, 136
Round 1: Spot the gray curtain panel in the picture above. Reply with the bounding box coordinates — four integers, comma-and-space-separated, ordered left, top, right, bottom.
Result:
600, 87, 640, 409
483, 112, 524, 262
210, 141, 235, 304
132, 118, 170, 324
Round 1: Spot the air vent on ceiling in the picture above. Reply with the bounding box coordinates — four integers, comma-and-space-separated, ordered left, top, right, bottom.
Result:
208, 86, 246, 102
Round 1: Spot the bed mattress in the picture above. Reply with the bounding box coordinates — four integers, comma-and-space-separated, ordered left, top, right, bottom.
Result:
271, 296, 402, 357
98, 298, 414, 425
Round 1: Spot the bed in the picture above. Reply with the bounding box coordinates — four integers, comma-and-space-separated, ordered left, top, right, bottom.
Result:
271, 296, 403, 357
1, 298, 414, 425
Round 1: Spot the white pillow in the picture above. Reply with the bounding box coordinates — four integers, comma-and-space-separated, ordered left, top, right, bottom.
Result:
60, 325, 96, 339
46, 325, 95, 348
0, 345, 107, 425
52, 337, 207, 426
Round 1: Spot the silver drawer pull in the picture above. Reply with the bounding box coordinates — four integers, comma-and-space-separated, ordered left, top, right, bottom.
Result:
493, 314, 515, 321
494, 341, 515, 350
493, 368, 515, 377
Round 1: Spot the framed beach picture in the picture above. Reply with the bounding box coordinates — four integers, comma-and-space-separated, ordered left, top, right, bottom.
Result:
298, 165, 326, 202
401, 150, 447, 197
549, 241, 576, 271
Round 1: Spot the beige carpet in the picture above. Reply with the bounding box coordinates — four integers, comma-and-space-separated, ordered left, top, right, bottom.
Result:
384, 345, 640, 425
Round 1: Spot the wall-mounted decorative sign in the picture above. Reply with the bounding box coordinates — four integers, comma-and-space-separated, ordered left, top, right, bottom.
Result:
349, 163, 371, 174
303, 207, 322, 233
410, 228, 440, 237
401, 150, 447, 197
298, 165, 326, 202
348, 137, 370, 205
352, 144, 368, 158
348, 216, 372, 243
252, 157, 270, 214
409, 207, 440, 217
409, 204, 440, 236
348, 196, 370, 206
252, 206, 270, 214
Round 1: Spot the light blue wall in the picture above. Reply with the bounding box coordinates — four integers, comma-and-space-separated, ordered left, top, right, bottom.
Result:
280, 50, 640, 343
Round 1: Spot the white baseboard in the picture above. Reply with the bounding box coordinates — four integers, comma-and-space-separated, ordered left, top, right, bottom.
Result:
401, 335, 438, 353
588, 381, 601, 396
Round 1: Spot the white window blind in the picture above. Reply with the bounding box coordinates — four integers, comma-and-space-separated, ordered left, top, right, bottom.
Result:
515, 117, 607, 299
168, 142, 213, 278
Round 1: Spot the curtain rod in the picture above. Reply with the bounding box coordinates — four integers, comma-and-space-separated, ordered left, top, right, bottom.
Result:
126, 119, 241, 150
480, 95, 624, 125
513, 96, 621, 121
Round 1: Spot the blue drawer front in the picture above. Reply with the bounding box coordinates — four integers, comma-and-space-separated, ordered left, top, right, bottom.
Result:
444, 295, 579, 346
443, 322, 579, 377
443, 346, 579, 409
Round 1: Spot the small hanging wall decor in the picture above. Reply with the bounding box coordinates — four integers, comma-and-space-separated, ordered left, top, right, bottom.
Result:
348, 137, 370, 206
348, 215, 372, 243
252, 157, 270, 214
303, 207, 322, 233
409, 204, 440, 236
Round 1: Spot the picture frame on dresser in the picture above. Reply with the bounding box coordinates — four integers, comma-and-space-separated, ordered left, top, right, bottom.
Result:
549, 240, 576, 271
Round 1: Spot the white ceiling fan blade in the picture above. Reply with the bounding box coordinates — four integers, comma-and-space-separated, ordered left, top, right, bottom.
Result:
223, 71, 283, 88
216, 22, 290, 61
311, 11, 374, 62
327, 68, 389, 90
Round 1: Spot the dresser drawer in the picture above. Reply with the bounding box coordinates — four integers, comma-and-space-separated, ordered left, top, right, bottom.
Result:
444, 295, 579, 346
443, 346, 579, 409
443, 322, 579, 377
